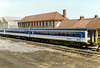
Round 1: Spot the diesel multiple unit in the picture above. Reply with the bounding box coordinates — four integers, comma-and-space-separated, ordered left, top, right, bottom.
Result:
0, 27, 98, 47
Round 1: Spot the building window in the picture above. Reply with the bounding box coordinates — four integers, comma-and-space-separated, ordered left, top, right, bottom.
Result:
41, 22, 43, 26
51, 21, 53, 26
26, 23, 28, 26
44, 21, 46, 26
35, 22, 37, 26
19, 23, 21, 26
20, 23, 21, 26
33, 22, 34, 26
18, 23, 20, 26
47, 21, 49, 26
24, 23, 26, 26
22, 23, 24, 26
23, 23, 24, 26
21, 23, 22, 26
30, 22, 32, 26
38, 22, 40, 26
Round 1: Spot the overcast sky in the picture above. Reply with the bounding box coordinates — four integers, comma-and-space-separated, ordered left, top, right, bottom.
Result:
0, 0, 100, 19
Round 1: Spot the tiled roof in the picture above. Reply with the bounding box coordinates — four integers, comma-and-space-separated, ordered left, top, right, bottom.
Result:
58, 19, 79, 28
58, 17, 100, 28
86, 18, 100, 28
19, 12, 69, 22
73, 20, 91, 27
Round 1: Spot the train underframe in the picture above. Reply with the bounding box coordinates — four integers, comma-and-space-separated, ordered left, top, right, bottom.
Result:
0, 34, 90, 48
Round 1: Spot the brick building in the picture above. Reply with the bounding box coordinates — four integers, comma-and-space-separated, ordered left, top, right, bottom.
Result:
18, 9, 69, 28
58, 15, 100, 28
58, 15, 100, 37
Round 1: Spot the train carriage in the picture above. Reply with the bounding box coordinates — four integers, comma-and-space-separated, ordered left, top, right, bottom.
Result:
0, 27, 98, 47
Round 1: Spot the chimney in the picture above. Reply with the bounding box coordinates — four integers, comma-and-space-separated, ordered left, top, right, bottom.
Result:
63, 9, 66, 20
94, 14, 98, 19
80, 15, 84, 20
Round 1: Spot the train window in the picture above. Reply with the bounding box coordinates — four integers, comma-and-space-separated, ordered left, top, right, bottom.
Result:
41, 32, 44, 35
76, 33, 80, 37
34, 31, 36, 34
51, 32, 53, 35
98, 31, 100, 37
54, 32, 57, 35
48, 32, 50, 35
58, 32, 61, 36
71, 32, 75, 37
66, 32, 70, 36
30, 31, 32, 34
81, 33, 84, 37
44, 32, 47, 35
0, 30, 3, 32
39, 32, 41, 34
88, 30, 90, 37
36, 32, 38, 34
62, 32, 65, 36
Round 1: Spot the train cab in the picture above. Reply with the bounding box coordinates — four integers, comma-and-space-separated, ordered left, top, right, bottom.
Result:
87, 29, 98, 46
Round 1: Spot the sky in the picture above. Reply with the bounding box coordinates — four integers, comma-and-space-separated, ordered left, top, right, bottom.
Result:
0, 0, 100, 19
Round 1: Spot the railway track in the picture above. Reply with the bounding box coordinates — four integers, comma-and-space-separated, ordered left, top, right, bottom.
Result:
0, 36, 100, 57
42, 45, 100, 56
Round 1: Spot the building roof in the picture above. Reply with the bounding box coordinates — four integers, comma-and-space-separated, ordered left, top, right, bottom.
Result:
58, 16, 100, 28
4, 17, 23, 21
19, 12, 69, 22
0, 17, 3, 22
86, 18, 100, 28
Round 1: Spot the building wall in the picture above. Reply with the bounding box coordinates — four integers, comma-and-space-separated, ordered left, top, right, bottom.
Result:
0, 20, 3, 28
2, 17, 8, 28
2, 17, 19, 28
18, 20, 58, 28
8, 20, 18, 28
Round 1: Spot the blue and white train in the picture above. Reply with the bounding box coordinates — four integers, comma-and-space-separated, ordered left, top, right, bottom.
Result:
0, 27, 98, 47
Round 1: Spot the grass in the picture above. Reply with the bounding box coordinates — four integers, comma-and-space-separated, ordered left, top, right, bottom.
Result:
98, 40, 100, 43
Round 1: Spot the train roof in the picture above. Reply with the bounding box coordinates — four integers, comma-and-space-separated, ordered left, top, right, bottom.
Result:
0, 27, 93, 30
30, 27, 93, 30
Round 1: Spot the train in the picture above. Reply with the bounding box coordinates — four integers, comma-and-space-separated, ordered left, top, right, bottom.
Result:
0, 27, 98, 47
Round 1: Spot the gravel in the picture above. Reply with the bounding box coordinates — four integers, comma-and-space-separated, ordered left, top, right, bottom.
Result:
0, 39, 49, 53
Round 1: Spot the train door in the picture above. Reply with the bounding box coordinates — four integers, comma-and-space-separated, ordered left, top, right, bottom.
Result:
90, 30, 97, 45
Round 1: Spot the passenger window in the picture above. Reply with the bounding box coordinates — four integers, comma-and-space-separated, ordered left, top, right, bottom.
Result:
44, 32, 47, 35
54, 32, 57, 35
30, 31, 32, 34
81, 33, 84, 37
66, 32, 70, 36
42, 32, 44, 35
62, 32, 65, 36
76, 33, 80, 37
88, 30, 90, 37
48, 32, 50, 35
98, 31, 100, 37
58, 32, 61, 36
34, 31, 36, 34
39, 32, 41, 34
36, 32, 38, 34
71, 32, 75, 37
51, 32, 53, 35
